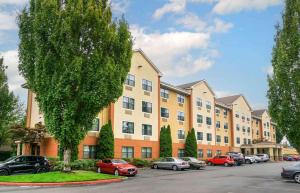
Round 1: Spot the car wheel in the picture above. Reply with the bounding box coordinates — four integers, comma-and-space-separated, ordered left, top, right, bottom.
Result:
114, 169, 119, 176
172, 165, 178, 171
97, 167, 101, 173
207, 162, 212, 166
294, 173, 300, 184
224, 163, 229, 167
0, 170, 8, 176
153, 164, 159, 169
246, 159, 251, 164
36, 167, 47, 174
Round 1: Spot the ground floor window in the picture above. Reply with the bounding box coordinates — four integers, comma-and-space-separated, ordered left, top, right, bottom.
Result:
83, 145, 96, 159
141, 147, 152, 158
207, 149, 212, 158
178, 149, 184, 158
198, 149, 203, 158
216, 150, 222, 156
122, 146, 134, 158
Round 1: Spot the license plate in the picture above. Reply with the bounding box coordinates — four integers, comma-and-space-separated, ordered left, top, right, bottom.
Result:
129, 171, 134, 174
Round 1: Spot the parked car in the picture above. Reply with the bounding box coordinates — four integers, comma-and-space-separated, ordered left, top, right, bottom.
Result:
226, 152, 245, 166
152, 157, 190, 171
96, 159, 137, 176
283, 155, 295, 161
293, 155, 300, 161
0, 155, 50, 176
182, 157, 206, 169
256, 154, 270, 162
244, 155, 256, 164
207, 155, 235, 167
281, 162, 300, 184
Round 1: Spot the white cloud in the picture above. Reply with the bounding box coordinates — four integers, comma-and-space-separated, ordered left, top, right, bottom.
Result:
131, 25, 213, 77
213, 0, 283, 15
215, 90, 236, 98
176, 13, 207, 32
209, 18, 233, 33
110, 0, 130, 14
0, 0, 27, 5
153, 0, 186, 20
0, 50, 26, 102
263, 65, 273, 76
0, 12, 18, 30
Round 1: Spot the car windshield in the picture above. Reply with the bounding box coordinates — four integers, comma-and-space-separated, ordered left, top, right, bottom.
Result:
189, 157, 198, 162
4, 156, 17, 162
111, 159, 127, 164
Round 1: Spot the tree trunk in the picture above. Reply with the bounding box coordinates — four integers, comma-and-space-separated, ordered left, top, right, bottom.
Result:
63, 148, 71, 172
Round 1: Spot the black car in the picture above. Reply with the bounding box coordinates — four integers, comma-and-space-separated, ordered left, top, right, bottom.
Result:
0, 155, 50, 176
226, 152, 245, 166
281, 163, 300, 184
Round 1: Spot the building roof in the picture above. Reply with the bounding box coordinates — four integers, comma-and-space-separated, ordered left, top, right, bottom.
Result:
160, 81, 190, 95
216, 94, 252, 111
177, 80, 215, 96
252, 109, 267, 117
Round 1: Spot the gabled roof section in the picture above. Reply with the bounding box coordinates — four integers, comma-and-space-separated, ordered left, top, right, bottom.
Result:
161, 81, 190, 95
216, 94, 252, 111
133, 49, 163, 77
252, 109, 267, 117
177, 80, 215, 96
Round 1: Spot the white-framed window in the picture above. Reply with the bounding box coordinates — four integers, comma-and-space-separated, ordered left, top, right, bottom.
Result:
141, 147, 152, 158
142, 79, 152, 92
197, 132, 203, 140
197, 114, 203, 123
198, 149, 203, 158
160, 88, 169, 99
196, 97, 202, 107
207, 149, 212, 158
125, 74, 135, 86
177, 94, 185, 104
178, 149, 184, 158
216, 135, 221, 143
91, 118, 100, 131
177, 111, 185, 121
215, 108, 220, 114
206, 101, 212, 109
161, 107, 169, 118
224, 136, 229, 144
123, 96, 134, 110
216, 121, 221, 128
122, 146, 134, 158
142, 124, 152, 136
224, 123, 228, 129
236, 137, 240, 144
142, 101, 152, 113
178, 129, 185, 139
122, 121, 134, 134
207, 133, 212, 141
206, 117, 212, 125
83, 145, 96, 159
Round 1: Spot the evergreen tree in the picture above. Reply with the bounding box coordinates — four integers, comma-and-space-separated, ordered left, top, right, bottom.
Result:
18, 0, 132, 171
96, 121, 114, 159
267, 0, 300, 153
184, 128, 197, 158
159, 125, 172, 157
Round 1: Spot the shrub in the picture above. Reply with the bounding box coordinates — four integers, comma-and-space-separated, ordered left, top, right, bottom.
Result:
184, 128, 197, 158
160, 125, 172, 157
51, 159, 96, 171
96, 121, 114, 160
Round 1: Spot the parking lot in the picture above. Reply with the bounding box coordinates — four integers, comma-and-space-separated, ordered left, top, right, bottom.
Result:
0, 162, 299, 193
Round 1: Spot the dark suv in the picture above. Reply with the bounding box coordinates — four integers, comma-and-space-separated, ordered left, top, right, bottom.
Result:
0, 155, 50, 175
226, 152, 245, 166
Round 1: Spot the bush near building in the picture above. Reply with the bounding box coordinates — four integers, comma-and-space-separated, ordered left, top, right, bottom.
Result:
184, 128, 197, 158
96, 122, 114, 160
159, 125, 172, 157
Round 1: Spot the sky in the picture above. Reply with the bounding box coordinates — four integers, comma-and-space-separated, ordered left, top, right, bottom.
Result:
0, 0, 284, 109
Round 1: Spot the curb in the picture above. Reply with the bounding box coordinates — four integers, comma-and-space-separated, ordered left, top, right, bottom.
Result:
0, 177, 127, 187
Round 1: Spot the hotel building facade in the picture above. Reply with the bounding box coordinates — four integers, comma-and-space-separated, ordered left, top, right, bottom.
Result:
21, 49, 282, 160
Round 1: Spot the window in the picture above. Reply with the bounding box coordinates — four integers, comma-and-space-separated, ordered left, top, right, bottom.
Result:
207, 133, 212, 141
224, 110, 228, 116
178, 129, 185, 139
247, 127, 251, 133
216, 135, 221, 143
206, 101, 212, 110
236, 137, 240, 144
242, 115, 245, 121
216, 150, 222, 156
177, 94, 185, 104
142, 79, 152, 91
197, 114, 203, 123
178, 149, 185, 157
256, 120, 259, 125
142, 124, 152, 136
215, 108, 220, 114
224, 136, 229, 144
91, 118, 100, 131
142, 101, 152, 113
264, 131, 267, 136
207, 149, 212, 158
242, 126, 246, 133
206, 117, 212, 125
161, 107, 169, 118
256, 130, 259, 135
243, 138, 247, 145
248, 139, 251, 144
224, 123, 228, 129
198, 149, 203, 158
141, 147, 152, 158
196, 97, 202, 107
177, 111, 185, 121
122, 121, 134, 134
123, 96, 134, 110
247, 117, 250, 122
235, 113, 239, 118
216, 121, 220, 128
197, 132, 203, 140
83, 145, 96, 159
160, 88, 169, 99
267, 132, 270, 136
125, 74, 135, 86
122, 146, 134, 158
236, 124, 240, 131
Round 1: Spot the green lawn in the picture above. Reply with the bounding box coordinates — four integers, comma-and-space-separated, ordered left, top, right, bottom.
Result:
0, 171, 122, 183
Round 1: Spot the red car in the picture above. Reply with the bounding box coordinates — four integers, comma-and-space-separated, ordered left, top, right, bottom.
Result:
96, 159, 138, 176
207, 155, 235, 166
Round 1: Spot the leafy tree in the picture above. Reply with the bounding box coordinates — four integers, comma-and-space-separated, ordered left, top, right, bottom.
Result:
159, 125, 172, 157
184, 128, 197, 158
96, 121, 114, 159
275, 125, 284, 144
0, 57, 18, 146
18, 0, 132, 171
267, 0, 300, 153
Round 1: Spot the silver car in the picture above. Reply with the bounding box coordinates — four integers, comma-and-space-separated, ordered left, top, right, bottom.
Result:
152, 157, 190, 171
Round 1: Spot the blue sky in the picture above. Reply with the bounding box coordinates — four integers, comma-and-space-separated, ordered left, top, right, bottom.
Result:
0, 0, 283, 109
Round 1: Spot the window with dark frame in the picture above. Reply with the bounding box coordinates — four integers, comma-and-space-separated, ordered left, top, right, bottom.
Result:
125, 74, 135, 86
216, 121, 221, 128
123, 96, 134, 110
236, 137, 240, 144
196, 97, 202, 107
142, 79, 152, 91
198, 149, 203, 158
197, 114, 203, 123
178, 130, 185, 139
206, 117, 212, 125
122, 146, 134, 158
122, 121, 134, 134
207, 149, 212, 158
91, 118, 100, 131
177, 111, 185, 121
142, 124, 152, 136
141, 147, 152, 158
83, 145, 96, 159
216, 135, 221, 143
197, 132, 203, 140
160, 88, 169, 99
177, 94, 185, 104
161, 107, 169, 118
224, 136, 229, 143
207, 133, 212, 141
142, 101, 152, 113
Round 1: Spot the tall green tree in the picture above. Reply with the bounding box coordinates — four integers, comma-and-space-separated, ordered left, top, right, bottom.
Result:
267, 0, 300, 153
96, 121, 114, 159
18, 0, 132, 171
0, 57, 18, 146
184, 128, 197, 158
159, 125, 172, 157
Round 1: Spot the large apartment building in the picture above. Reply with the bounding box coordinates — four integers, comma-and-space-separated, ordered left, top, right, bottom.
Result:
21, 49, 282, 160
